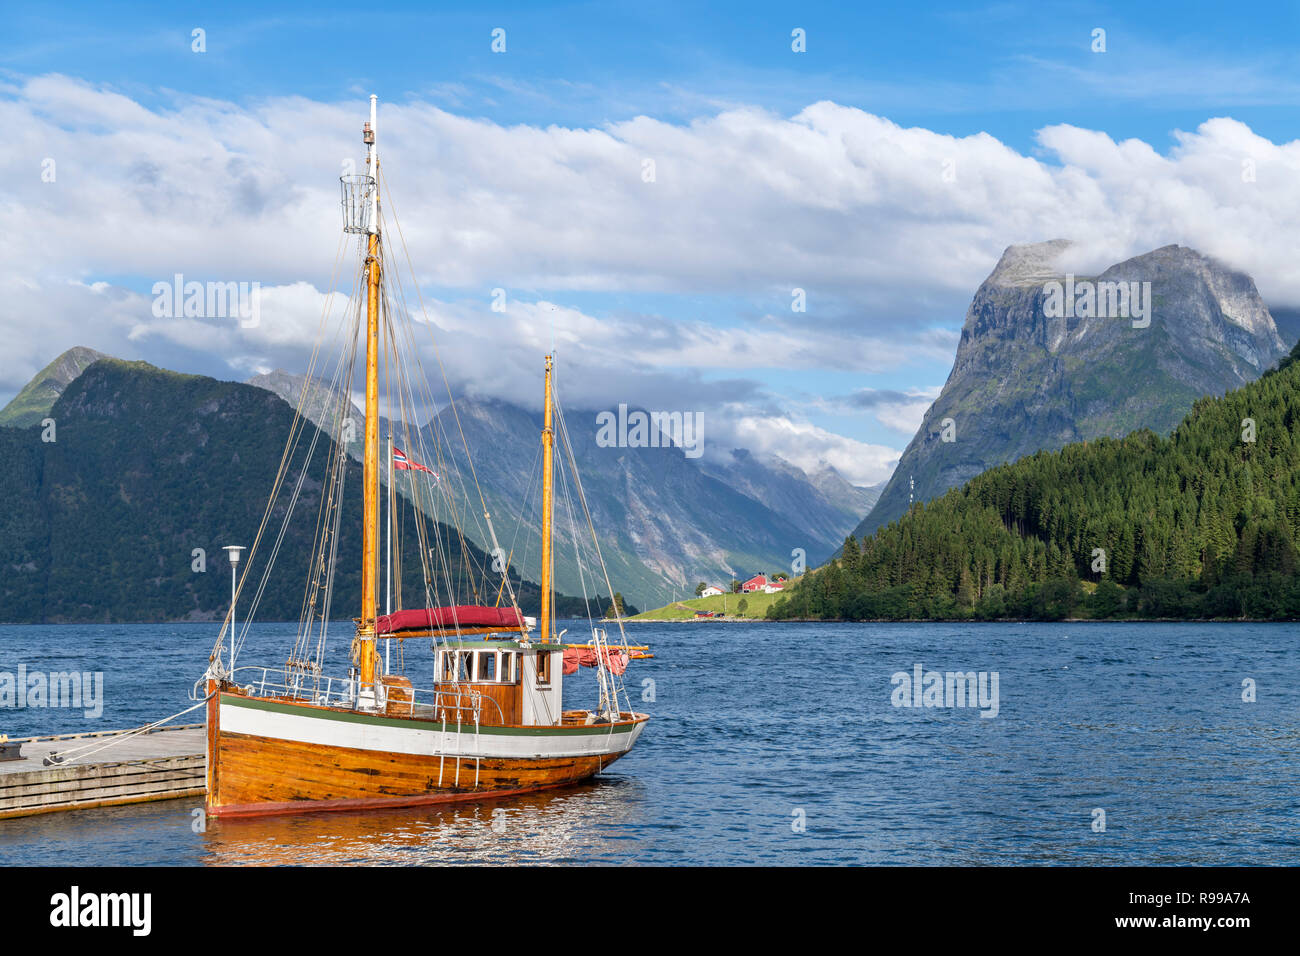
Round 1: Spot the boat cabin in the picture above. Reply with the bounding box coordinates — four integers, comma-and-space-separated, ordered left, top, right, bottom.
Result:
428, 640, 563, 727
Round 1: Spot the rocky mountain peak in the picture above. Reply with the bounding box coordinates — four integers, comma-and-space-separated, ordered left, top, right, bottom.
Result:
985, 238, 1074, 287
854, 242, 1289, 540
0, 346, 112, 427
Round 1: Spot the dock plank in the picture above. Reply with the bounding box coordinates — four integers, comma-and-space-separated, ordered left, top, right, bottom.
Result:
0, 724, 206, 820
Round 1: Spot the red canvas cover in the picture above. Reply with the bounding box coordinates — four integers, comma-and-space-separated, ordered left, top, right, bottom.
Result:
375, 605, 524, 634
562, 646, 630, 676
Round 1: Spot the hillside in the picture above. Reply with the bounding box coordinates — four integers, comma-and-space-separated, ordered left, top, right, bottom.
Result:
0, 347, 108, 428
1269, 306, 1300, 349
854, 242, 1288, 537
627, 587, 788, 621
773, 340, 1300, 621
0, 359, 611, 623
699, 448, 880, 549
248, 373, 876, 609
438, 396, 813, 610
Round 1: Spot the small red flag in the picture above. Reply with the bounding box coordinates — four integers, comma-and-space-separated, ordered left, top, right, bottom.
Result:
393, 446, 438, 478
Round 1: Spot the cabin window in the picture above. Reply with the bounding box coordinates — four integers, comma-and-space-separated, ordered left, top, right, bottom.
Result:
440, 648, 517, 683
437, 651, 456, 682
535, 650, 551, 687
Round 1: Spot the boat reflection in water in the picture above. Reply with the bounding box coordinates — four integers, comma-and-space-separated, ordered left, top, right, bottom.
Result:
199, 775, 647, 865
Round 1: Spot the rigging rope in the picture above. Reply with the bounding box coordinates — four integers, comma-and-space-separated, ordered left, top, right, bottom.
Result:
207, 228, 351, 672
203, 164, 640, 720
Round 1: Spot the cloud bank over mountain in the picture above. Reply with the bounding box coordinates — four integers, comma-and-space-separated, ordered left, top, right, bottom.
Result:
5, 74, 1300, 485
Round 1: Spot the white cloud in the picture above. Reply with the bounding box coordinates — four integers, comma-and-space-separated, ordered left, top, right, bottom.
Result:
11, 78, 1300, 308
720, 414, 900, 487
868, 388, 943, 436
6, 76, 1300, 476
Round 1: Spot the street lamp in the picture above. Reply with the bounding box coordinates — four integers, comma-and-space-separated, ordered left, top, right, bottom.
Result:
222, 545, 245, 676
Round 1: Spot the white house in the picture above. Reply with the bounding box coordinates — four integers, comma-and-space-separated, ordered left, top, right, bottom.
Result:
700, 585, 724, 597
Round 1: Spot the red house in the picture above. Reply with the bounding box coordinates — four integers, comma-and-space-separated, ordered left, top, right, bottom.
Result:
741, 574, 767, 593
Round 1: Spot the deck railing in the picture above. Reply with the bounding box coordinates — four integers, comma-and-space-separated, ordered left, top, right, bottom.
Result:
224, 666, 504, 725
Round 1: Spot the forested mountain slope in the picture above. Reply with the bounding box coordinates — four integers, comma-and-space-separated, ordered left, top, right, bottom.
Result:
774, 341, 1300, 621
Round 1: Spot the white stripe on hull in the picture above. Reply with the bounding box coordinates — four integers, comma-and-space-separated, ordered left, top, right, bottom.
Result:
219, 701, 645, 761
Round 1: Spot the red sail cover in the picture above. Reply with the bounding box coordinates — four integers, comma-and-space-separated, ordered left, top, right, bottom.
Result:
375, 606, 524, 634
562, 646, 630, 676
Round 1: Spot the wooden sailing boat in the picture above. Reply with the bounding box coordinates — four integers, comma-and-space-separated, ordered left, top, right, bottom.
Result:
200, 96, 648, 818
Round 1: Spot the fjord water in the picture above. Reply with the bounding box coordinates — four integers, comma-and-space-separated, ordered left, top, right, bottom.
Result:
0, 621, 1295, 865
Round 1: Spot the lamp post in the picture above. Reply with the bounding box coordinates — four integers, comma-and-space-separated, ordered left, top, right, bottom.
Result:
222, 545, 245, 677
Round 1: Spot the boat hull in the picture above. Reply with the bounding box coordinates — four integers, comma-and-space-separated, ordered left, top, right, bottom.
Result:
206, 690, 647, 817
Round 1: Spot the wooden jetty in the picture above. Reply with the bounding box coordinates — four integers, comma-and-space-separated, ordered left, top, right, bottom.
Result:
0, 724, 205, 820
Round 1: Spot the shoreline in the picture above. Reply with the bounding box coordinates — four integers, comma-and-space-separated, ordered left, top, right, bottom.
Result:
618, 615, 1297, 624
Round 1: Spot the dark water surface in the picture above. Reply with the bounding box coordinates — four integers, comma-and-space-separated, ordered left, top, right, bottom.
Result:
0, 620, 1295, 865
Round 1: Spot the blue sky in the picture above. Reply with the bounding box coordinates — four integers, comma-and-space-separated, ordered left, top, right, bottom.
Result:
3, 1, 1299, 482
10, 1, 1299, 144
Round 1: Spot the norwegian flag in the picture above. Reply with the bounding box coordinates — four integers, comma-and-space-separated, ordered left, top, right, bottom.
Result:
393, 446, 438, 479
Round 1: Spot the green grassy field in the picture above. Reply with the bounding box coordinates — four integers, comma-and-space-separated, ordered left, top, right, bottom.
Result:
625, 586, 789, 621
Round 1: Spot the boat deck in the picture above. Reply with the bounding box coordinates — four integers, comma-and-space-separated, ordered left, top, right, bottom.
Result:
0, 724, 205, 820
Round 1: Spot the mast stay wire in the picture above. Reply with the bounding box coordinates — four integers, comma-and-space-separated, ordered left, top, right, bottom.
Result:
238, 253, 365, 672
208, 227, 351, 672
378, 169, 525, 621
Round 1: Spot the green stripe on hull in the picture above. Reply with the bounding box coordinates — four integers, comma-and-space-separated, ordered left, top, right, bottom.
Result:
221, 693, 642, 737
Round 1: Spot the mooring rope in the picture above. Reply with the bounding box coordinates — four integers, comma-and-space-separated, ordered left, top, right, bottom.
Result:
41, 695, 213, 767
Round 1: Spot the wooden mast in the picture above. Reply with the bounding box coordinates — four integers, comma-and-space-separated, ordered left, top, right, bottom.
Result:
358, 95, 381, 697
385, 432, 393, 673
540, 354, 554, 644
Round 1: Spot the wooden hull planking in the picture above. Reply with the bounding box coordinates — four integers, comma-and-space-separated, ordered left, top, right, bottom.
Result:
207, 691, 646, 817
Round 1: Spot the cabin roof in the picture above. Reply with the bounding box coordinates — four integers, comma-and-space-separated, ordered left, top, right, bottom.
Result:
436, 639, 566, 650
